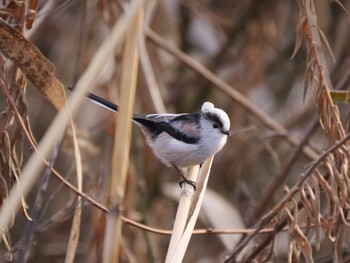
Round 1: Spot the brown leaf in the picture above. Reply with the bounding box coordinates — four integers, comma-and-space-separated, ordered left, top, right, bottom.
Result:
293, 225, 314, 263
0, 19, 66, 110
333, 0, 350, 22
291, 16, 306, 59
316, 26, 336, 63
311, 176, 321, 250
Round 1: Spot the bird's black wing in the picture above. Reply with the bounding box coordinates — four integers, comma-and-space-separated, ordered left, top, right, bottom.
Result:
133, 113, 201, 144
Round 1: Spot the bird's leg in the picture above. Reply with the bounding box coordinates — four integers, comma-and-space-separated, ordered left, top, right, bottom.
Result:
173, 166, 197, 191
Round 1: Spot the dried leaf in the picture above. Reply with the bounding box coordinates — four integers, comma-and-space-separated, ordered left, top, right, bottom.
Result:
0, 19, 66, 110
293, 225, 314, 263
311, 176, 321, 250
332, 0, 350, 22
301, 184, 314, 219
291, 17, 306, 59
320, 217, 336, 242
316, 26, 336, 63
333, 223, 345, 263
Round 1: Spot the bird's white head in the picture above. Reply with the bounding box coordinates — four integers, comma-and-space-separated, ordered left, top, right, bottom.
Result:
198, 102, 230, 157
201, 102, 230, 135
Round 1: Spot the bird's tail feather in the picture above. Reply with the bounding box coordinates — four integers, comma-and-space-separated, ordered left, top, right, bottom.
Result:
67, 86, 119, 112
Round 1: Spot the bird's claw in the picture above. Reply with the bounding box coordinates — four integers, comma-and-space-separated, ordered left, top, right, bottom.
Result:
179, 179, 197, 191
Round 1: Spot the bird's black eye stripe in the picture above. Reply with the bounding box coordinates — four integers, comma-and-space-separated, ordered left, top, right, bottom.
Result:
204, 112, 223, 129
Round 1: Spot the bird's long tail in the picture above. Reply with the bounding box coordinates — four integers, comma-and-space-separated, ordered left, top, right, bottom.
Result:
67, 86, 119, 112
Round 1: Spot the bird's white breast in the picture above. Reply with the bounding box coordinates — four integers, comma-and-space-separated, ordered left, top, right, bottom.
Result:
149, 131, 227, 168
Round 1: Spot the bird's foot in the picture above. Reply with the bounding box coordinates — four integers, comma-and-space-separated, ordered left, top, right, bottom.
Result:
179, 179, 197, 191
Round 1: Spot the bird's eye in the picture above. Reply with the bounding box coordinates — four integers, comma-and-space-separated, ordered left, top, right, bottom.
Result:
212, 123, 218, 129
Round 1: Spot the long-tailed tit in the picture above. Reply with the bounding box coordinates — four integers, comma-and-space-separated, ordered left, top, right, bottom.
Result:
70, 88, 230, 189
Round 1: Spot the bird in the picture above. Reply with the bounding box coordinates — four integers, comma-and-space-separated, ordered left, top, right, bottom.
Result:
69, 87, 231, 190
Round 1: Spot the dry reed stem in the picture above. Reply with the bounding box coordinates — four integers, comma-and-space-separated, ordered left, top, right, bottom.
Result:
139, 37, 166, 113
139, 0, 166, 113
165, 165, 200, 262
102, 4, 143, 263
0, 0, 143, 235
64, 121, 83, 263
169, 157, 214, 263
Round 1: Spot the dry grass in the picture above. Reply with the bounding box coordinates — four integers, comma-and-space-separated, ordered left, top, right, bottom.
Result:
0, 0, 350, 262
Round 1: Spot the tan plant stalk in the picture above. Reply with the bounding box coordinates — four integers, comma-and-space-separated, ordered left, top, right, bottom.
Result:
102, 5, 143, 263
165, 156, 214, 262
170, 157, 214, 263
64, 121, 83, 263
139, 0, 166, 113
165, 165, 200, 262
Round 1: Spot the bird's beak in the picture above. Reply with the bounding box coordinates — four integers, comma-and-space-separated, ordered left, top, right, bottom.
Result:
222, 130, 230, 136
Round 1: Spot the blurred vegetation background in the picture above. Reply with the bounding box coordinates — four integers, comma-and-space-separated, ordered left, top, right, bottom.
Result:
0, 0, 350, 262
